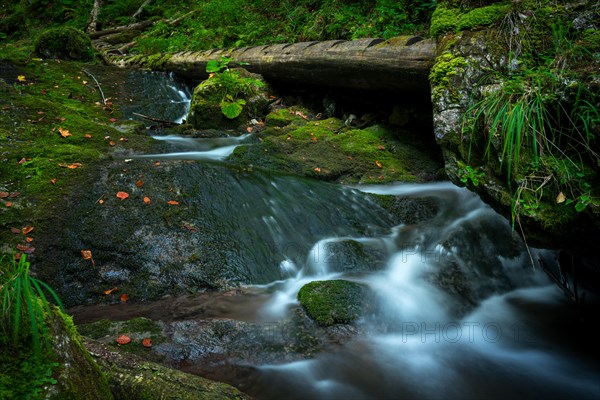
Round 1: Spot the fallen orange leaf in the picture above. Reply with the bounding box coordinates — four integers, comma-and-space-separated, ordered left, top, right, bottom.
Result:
25, 237, 33, 243
5, 202, 12, 207
116, 191, 129, 200
109, 118, 117, 123
59, 163, 83, 169
50, 178, 57, 185
120, 293, 129, 302
314, 167, 321, 172
155, 162, 161, 166
136, 180, 144, 187
167, 200, 179, 205
115, 335, 131, 345
81, 249, 93, 260
10, 227, 21, 234
103, 287, 118, 295
143, 197, 151, 204
0, 192, 9, 199
58, 127, 71, 138
375, 160, 383, 168
22, 226, 34, 235
85, 134, 92, 139
98, 199, 105, 204
16, 244, 34, 253
108, 141, 116, 147
142, 338, 153, 348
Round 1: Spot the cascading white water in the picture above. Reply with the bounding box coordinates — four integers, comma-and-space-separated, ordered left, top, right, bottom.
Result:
251, 182, 600, 399
110, 73, 599, 399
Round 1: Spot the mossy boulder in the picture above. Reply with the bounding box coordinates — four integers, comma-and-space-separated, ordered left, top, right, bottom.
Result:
298, 280, 371, 327
229, 109, 443, 184
83, 339, 250, 400
34, 27, 94, 61
187, 68, 270, 129
430, 3, 600, 252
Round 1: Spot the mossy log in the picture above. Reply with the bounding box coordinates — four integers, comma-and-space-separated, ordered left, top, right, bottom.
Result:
83, 339, 251, 400
104, 37, 437, 92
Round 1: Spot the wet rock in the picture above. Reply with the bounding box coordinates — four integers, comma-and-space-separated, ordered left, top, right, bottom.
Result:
318, 239, 388, 273
298, 280, 373, 326
83, 339, 250, 400
45, 307, 114, 399
187, 68, 271, 130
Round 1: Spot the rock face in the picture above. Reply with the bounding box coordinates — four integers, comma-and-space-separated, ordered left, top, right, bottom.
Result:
46, 307, 114, 399
83, 339, 250, 400
430, 2, 600, 253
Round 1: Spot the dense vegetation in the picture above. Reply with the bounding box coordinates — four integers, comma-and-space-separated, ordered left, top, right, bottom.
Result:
1, 0, 436, 52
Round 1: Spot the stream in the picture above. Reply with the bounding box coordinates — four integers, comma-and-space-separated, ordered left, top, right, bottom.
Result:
74, 71, 599, 399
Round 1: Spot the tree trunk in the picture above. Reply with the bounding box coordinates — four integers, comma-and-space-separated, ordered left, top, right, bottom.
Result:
87, 0, 102, 33
106, 37, 437, 93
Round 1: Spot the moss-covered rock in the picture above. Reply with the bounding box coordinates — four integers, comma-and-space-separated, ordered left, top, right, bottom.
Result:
430, 1, 600, 252
187, 68, 270, 129
83, 339, 250, 400
298, 280, 371, 327
229, 109, 443, 184
457, 3, 511, 31
34, 27, 94, 61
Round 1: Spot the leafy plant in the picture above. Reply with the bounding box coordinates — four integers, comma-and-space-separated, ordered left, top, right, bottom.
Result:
0, 254, 63, 360
202, 56, 264, 119
458, 164, 485, 187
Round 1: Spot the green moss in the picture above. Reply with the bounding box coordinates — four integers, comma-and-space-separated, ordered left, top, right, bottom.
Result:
298, 280, 370, 327
33, 27, 94, 61
187, 68, 269, 129
264, 107, 311, 128
77, 317, 166, 359
430, 6, 463, 37
145, 53, 173, 69
457, 4, 511, 31
0, 52, 155, 252
51, 309, 114, 399
429, 52, 468, 102
582, 29, 600, 52
231, 113, 440, 184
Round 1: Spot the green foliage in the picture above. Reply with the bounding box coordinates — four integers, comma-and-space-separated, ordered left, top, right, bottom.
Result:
221, 97, 247, 119
462, 5, 600, 218
0, 254, 63, 360
200, 57, 265, 120
458, 163, 485, 187
0, 350, 59, 400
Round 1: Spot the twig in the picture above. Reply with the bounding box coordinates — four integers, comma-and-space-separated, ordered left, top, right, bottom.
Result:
82, 69, 107, 105
132, 112, 180, 126
516, 214, 535, 270
168, 10, 197, 26
132, 0, 153, 21
89, 20, 156, 39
